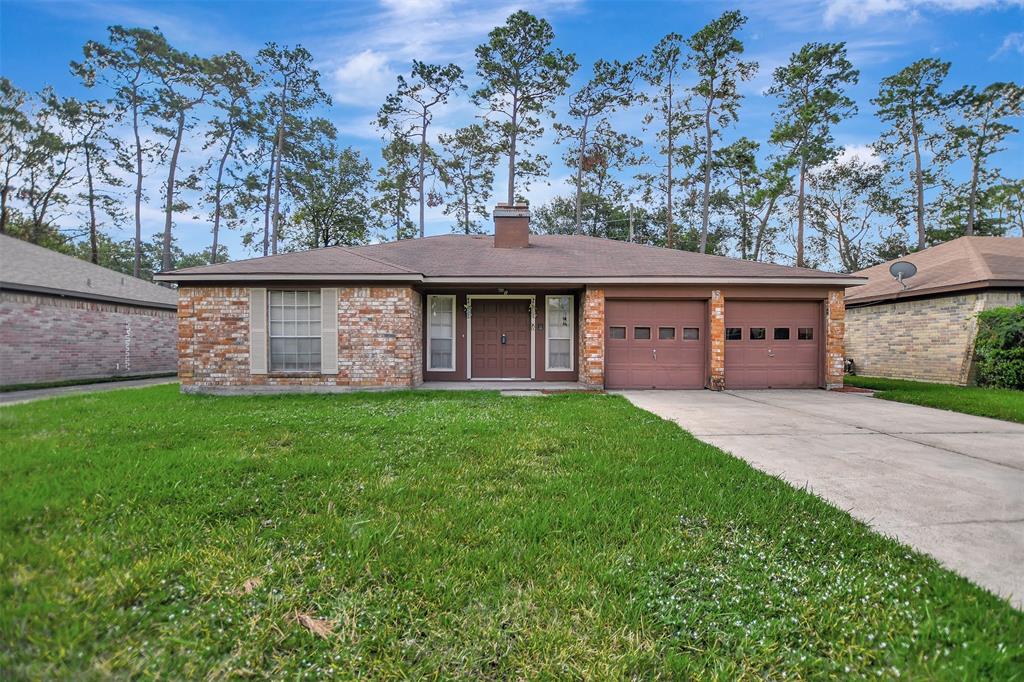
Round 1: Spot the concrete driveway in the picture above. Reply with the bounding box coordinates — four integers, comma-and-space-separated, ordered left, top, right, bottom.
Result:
617, 389, 1024, 608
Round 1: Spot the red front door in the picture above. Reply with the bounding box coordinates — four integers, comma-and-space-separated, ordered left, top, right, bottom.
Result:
471, 300, 532, 379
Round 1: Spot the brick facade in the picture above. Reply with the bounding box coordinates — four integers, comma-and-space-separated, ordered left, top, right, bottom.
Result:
825, 290, 845, 389
177, 286, 422, 393
578, 286, 605, 388
845, 290, 1021, 385
708, 289, 725, 390
0, 290, 176, 386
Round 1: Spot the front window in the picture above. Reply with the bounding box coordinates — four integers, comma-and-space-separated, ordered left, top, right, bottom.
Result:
427, 295, 456, 371
269, 290, 321, 372
546, 295, 574, 371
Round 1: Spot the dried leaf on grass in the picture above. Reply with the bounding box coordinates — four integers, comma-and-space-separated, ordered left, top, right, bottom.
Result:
241, 577, 262, 594
294, 611, 335, 638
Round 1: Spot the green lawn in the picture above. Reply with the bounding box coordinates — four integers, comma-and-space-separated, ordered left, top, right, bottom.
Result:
845, 375, 1024, 424
1, 386, 1021, 679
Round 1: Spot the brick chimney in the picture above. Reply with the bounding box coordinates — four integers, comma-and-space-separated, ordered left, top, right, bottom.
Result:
493, 202, 530, 248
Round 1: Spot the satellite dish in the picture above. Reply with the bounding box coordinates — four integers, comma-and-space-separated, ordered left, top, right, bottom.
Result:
889, 261, 917, 290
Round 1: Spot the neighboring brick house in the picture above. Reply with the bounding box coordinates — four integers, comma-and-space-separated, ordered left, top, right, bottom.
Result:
0, 234, 178, 387
845, 237, 1024, 385
156, 204, 861, 394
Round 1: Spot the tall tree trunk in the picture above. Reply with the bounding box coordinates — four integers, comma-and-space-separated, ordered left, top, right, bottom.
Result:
911, 109, 926, 250
796, 156, 806, 268
506, 98, 518, 205
211, 127, 236, 265
85, 144, 99, 264
418, 111, 427, 238
262, 145, 276, 257
161, 111, 186, 272
666, 81, 674, 250
737, 175, 750, 260
132, 97, 144, 278
463, 182, 470, 234
699, 91, 714, 254
271, 120, 285, 254
574, 115, 589, 234
966, 145, 981, 237
1, 183, 9, 234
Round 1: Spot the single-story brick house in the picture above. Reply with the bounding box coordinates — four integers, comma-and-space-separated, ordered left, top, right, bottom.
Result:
0, 233, 179, 387
155, 204, 863, 393
845, 236, 1024, 385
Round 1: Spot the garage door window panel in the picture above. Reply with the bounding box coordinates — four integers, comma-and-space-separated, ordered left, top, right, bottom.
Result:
683, 327, 700, 341
634, 327, 651, 340
609, 326, 626, 339
749, 327, 766, 341
798, 327, 814, 340
726, 327, 742, 341
658, 327, 676, 340
774, 327, 790, 340
545, 295, 574, 371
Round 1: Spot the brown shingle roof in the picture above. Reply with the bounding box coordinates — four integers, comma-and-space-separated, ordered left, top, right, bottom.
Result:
157, 234, 860, 284
0, 234, 178, 308
845, 236, 1024, 306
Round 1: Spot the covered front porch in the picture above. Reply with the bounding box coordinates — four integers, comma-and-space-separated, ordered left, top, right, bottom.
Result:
421, 288, 589, 384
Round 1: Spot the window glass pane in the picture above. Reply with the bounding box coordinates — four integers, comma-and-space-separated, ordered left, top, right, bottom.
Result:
658, 327, 675, 340
634, 327, 651, 340
774, 327, 790, 340
683, 327, 700, 341
548, 338, 571, 369
609, 326, 626, 339
547, 296, 571, 339
726, 327, 742, 341
269, 290, 322, 371
428, 296, 455, 370
798, 327, 814, 340
750, 327, 766, 340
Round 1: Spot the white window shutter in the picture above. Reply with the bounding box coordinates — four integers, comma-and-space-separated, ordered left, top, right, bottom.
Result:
320, 288, 339, 374
249, 288, 268, 374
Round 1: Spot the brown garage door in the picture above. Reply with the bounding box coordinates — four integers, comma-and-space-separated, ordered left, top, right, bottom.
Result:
606, 300, 706, 389
725, 301, 821, 389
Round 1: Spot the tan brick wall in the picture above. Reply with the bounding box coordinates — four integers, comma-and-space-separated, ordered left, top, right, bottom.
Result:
709, 290, 725, 390
178, 286, 423, 392
825, 290, 845, 389
578, 286, 605, 388
844, 290, 1021, 385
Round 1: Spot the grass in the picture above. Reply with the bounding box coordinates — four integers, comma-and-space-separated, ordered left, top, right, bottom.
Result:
845, 375, 1024, 424
1, 386, 1022, 679
0, 372, 176, 393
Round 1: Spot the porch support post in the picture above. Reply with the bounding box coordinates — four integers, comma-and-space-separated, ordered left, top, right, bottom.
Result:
709, 289, 726, 391
578, 286, 605, 388
825, 290, 845, 390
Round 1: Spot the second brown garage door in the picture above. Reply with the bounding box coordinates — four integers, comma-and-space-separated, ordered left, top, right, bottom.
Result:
725, 301, 821, 389
606, 300, 706, 389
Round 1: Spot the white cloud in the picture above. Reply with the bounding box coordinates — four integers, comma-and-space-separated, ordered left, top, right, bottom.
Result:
823, 0, 1024, 27
332, 50, 396, 106
837, 144, 883, 166
991, 31, 1024, 58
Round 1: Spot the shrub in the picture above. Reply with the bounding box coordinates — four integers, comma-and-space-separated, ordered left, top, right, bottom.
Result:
974, 304, 1024, 389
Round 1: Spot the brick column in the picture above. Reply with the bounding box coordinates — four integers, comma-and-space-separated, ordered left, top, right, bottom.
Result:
578, 286, 605, 388
825, 290, 845, 389
709, 290, 725, 391
177, 287, 195, 387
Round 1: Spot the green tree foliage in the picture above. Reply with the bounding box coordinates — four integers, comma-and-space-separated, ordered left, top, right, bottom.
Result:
372, 135, 419, 241
378, 61, 465, 238
768, 42, 859, 267
437, 124, 498, 234
872, 58, 951, 250
940, 81, 1023, 237
474, 10, 578, 204
686, 10, 757, 254
288, 144, 372, 249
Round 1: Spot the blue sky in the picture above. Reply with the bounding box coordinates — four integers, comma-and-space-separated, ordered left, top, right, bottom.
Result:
1, 0, 1022, 261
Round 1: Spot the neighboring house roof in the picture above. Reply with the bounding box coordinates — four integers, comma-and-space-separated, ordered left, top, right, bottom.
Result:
155, 234, 864, 286
845, 236, 1024, 307
0, 234, 179, 309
